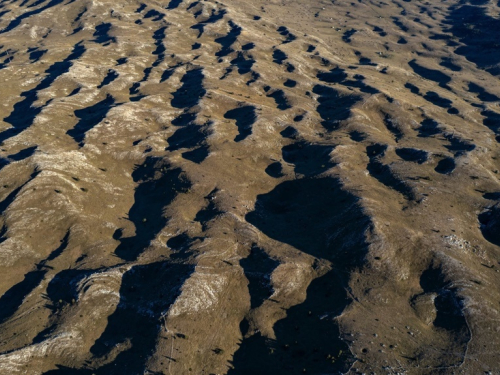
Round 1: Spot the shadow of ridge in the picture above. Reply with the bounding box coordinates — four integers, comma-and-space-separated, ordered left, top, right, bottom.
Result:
0, 230, 69, 325
97, 70, 118, 89
93, 23, 116, 44
234, 178, 370, 374
167, 0, 183, 9
224, 105, 256, 142
246, 177, 369, 263
317, 68, 379, 94
171, 68, 206, 109
0, 169, 40, 216
66, 94, 115, 146
418, 118, 441, 138
1, 42, 85, 144
265, 161, 283, 178
445, 4, 500, 76
481, 109, 500, 142
419, 266, 470, 335
43, 260, 194, 375
114, 157, 191, 261
366, 144, 416, 201
190, 9, 226, 38
151, 27, 167, 67
410, 264, 471, 366
0, 0, 66, 34
408, 60, 451, 89
239, 245, 279, 310
166, 123, 209, 152
230, 52, 255, 75
396, 148, 428, 164
423, 91, 452, 109
267, 89, 291, 111
468, 82, 500, 102
194, 188, 223, 230
228, 269, 355, 374
8, 146, 37, 161
272, 49, 287, 65
144, 9, 164, 21
282, 141, 335, 176
478, 204, 500, 247
312, 84, 362, 132
215, 20, 241, 57
182, 146, 209, 163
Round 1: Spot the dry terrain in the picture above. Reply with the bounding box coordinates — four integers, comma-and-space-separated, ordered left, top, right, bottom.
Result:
0, 0, 499, 373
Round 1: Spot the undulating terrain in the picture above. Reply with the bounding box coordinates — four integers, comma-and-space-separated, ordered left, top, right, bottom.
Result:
0, 0, 499, 373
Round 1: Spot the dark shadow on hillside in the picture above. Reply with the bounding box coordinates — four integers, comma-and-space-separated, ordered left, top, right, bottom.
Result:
246, 178, 368, 262
166, 121, 211, 163
182, 146, 209, 163
443, 134, 475, 155
171, 68, 206, 109
342, 28, 357, 42
366, 144, 415, 200
418, 118, 441, 137
440, 57, 462, 72
236, 176, 369, 373
265, 161, 284, 178
114, 157, 191, 261
230, 52, 255, 75
409, 59, 451, 89
409, 265, 471, 366
468, 82, 500, 102
43, 260, 194, 375
282, 141, 335, 176
171, 111, 196, 126
0, 169, 39, 215
151, 26, 166, 67
144, 9, 164, 21
396, 148, 428, 164
224, 105, 256, 142
239, 245, 279, 310
445, 3, 500, 76
166, 124, 208, 151
435, 157, 455, 174
97, 70, 118, 89
267, 89, 291, 111
0, 231, 69, 325
215, 21, 241, 57
1, 42, 85, 144
93, 23, 116, 45
228, 269, 355, 374
277, 26, 296, 44
481, 109, 500, 142
28, 48, 47, 63
382, 114, 404, 142
66, 94, 115, 146
190, 9, 226, 38
167, 0, 183, 10
272, 49, 287, 65
312, 85, 361, 131
42, 268, 95, 318
478, 205, 500, 247
8, 146, 37, 161
0, 0, 65, 33
194, 188, 223, 231
423, 91, 453, 109
392, 17, 408, 32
